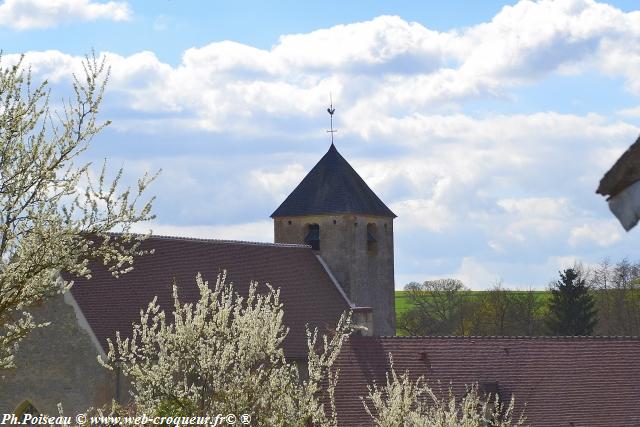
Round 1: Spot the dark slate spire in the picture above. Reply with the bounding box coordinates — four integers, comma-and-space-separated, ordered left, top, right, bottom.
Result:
271, 144, 396, 218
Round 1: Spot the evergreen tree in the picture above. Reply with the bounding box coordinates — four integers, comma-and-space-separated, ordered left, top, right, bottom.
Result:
546, 268, 597, 335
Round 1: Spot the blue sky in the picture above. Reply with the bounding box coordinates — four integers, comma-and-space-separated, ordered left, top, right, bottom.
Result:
3, 0, 640, 289
0, 1, 562, 59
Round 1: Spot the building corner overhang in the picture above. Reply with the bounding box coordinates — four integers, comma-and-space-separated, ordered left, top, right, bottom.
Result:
63, 286, 107, 359
314, 254, 374, 335
608, 180, 640, 231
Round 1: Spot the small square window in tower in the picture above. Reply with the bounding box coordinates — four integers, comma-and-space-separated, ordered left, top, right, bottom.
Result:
305, 224, 320, 250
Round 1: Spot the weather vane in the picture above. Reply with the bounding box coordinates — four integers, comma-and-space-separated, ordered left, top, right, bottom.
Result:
327, 93, 337, 144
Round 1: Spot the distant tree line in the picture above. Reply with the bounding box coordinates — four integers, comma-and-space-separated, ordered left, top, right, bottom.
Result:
591, 258, 640, 335
398, 258, 640, 337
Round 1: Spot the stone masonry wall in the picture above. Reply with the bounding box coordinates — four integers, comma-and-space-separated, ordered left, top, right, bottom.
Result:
274, 214, 395, 336
0, 293, 115, 415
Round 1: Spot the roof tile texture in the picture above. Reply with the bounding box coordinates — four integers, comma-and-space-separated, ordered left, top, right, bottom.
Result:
271, 143, 396, 218
68, 236, 351, 358
334, 336, 640, 427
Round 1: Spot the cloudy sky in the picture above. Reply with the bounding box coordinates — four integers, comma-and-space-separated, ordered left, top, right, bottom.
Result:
4, 0, 640, 289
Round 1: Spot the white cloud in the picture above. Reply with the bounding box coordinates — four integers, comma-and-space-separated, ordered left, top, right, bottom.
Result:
569, 220, 623, 247
273, 15, 452, 72
498, 197, 571, 218
3, 50, 81, 81
617, 106, 640, 118
7, 0, 640, 288
392, 199, 453, 232
454, 257, 501, 290
8, 1, 640, 132
348, 113, 636, 233
0, 0, 131, 30
132, 221, 273, 243
250, 164, 306, 203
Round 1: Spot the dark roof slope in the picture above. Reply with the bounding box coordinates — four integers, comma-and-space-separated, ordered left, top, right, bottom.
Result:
271, 144, 396, 218
68, 236, 353, 358
334, 336, 640, 427
597, 134, 640, 198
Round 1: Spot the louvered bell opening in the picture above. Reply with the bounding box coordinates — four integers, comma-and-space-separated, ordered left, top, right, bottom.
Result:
367, 224, 378, 252
305, 224, 320, 250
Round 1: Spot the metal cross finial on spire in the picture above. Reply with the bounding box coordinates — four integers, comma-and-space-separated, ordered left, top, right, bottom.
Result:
327, 93, 337, 144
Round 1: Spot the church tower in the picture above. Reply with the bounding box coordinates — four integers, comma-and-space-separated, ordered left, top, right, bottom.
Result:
271, 143, 396, 336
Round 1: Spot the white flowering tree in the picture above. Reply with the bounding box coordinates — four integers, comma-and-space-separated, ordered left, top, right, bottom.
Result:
98, 272, 352, 426
0, 54, 155, 370
363, 358, 525, 427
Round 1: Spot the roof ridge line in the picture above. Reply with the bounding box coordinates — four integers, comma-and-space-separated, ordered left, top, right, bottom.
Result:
110, 232, 312, 249
370, 335, 640, 340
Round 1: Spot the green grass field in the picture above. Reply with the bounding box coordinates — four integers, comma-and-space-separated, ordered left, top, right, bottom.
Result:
395, 291, 415, 314
395, 290, 551, 315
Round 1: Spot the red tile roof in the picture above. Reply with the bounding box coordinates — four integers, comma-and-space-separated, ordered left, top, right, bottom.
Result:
68, 236, 640, 426
334, 336, 640, 427
69, 235, 354, 358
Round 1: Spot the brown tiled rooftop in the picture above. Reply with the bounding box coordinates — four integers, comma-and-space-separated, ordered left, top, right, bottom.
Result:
66, 236, 640, 426
68, 235, 353, 358
334, 335, 640, 427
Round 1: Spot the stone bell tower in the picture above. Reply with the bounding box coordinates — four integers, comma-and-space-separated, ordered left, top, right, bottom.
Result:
271, 142, 396, 336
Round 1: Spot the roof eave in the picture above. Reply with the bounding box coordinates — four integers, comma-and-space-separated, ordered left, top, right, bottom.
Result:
271, 210, 397, 219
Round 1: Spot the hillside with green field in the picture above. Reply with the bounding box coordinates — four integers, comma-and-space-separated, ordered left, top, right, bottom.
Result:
395, 289, 555, 336
395, 290, 551, 315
